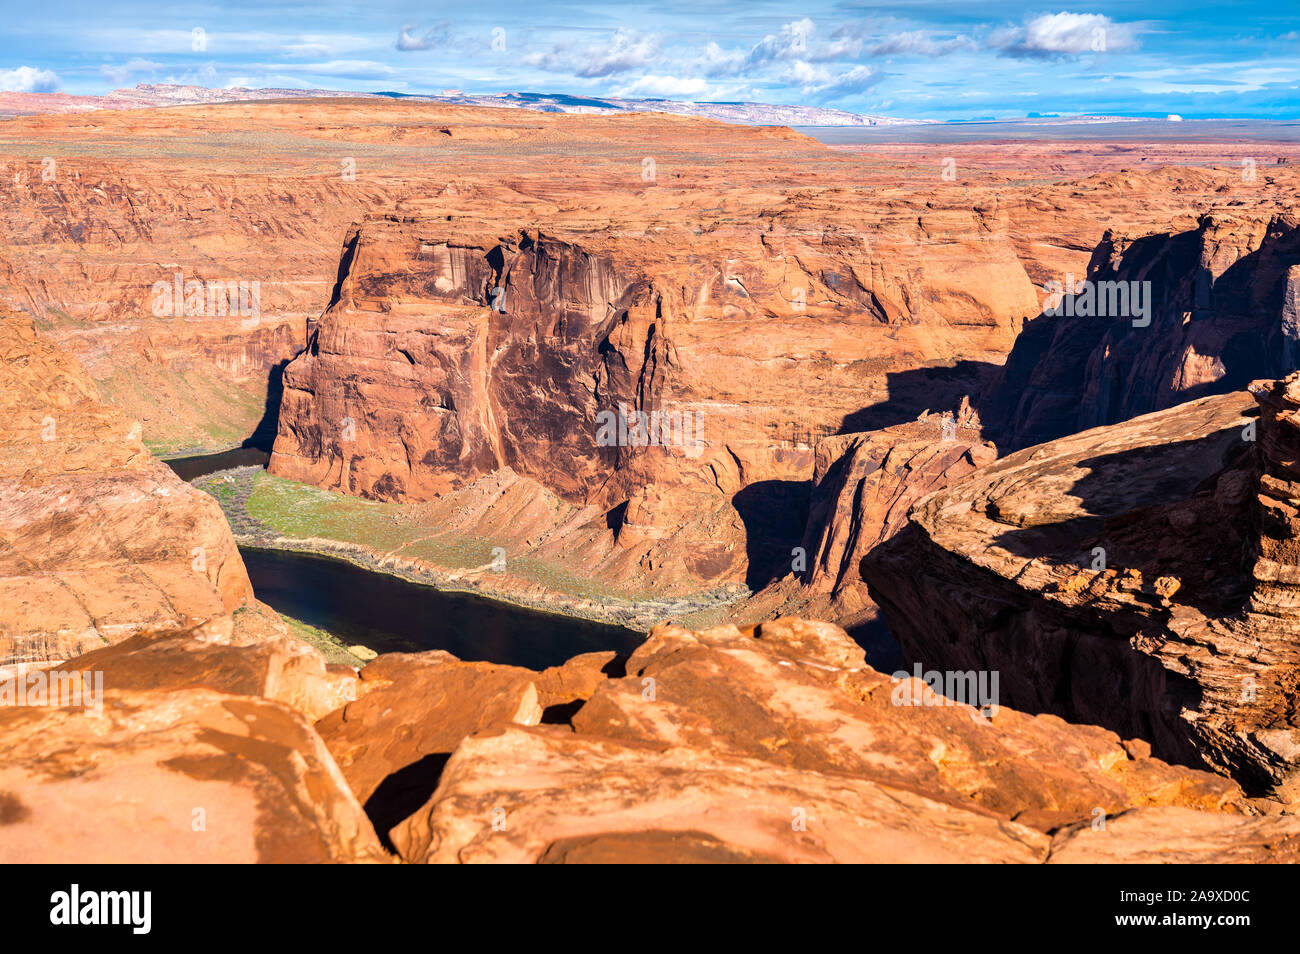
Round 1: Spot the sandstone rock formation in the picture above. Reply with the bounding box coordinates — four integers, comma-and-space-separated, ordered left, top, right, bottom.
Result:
388, 617, 1276, 863
983, 212, 1300, 452
393, 725, 1054, 864
5, 98, 1296, 617
6, 603, 1294, 863
1046, 806, 1300, 863
0, 684, 386, 863
51, 607, 358, 721
736, 408, 994, 641
0, 605, 392, 862
0, 313, 252, 664
264, 194, 1035, 598
864, 380, 1300, 796
10, 96, 1300, 864
315, 651, 542, 841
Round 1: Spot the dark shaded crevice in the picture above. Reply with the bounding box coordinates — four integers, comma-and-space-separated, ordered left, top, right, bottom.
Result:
326, 229, 361, 313
364, 752, 452, 853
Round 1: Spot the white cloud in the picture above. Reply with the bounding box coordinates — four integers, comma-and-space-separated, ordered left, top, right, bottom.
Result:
865, 30, 976, 57
0, 66, 60, 93
99, 58, 163, 86
611, 74, 710, 98
783, 60, 831, 86
744, 18, 858, 69
829, 20, 974, 58
524, 29, 661, 78
993, 12, 1141, 59
804, 64, 881, 100
396, 23, 451, 52
699, 41, 746, 76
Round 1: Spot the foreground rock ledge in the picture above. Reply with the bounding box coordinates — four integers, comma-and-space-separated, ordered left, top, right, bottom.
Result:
5, 613, 1296, 863
0, 687, 386, 863
377, 618, 1287, 863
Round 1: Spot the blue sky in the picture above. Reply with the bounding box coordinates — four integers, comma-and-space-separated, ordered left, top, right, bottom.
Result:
2, 1, 1298, 119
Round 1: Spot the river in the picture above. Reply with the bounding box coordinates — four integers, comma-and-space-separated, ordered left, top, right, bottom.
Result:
165, 450, 644, 668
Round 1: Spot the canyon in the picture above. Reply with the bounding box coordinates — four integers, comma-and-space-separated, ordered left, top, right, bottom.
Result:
4, 95, 1300, 862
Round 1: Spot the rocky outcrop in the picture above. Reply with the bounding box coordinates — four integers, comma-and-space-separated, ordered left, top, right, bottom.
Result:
0, 313, 253, 664
271, 222, 673, 504
0, 687, 386, 863
393, 725, 1054, 864
314, 651, 542, 832
387, 617, 1274, 863
0, 608, 390, 863
7, 607, 1293, 863
1046, 806, 1300, 863
984, 212, 1300, 453
50, 608, 359, 722
268, 214, 1022, 509
864, 379, 1300, 796
737, 408, 994, 637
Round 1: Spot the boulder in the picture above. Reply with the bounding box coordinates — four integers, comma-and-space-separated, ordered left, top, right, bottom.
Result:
315, 651, 542, 841
0, 688, 387, 863
50, 607, 358, 722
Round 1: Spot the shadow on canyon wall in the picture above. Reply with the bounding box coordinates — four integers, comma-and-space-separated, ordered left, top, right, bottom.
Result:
732, 479, 811, 590
847, 222, 1294, 454
986, 426, 1255, 619
837, 359, 1000, 436
862, 417, 1266, 781
839, 221, 1299, 454
241, 358, 289, 452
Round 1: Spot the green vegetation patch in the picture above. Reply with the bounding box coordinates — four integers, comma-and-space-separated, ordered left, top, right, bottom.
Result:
244, 471, 413, 551
278, 612, 371, 667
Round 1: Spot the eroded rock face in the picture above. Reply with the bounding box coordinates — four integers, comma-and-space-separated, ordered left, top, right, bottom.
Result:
0, 314, 253, 664
268, 211, 999, 514
0, 687, 386, 863
272, 223, 673, 504
389, 617, 1269, 864
1047, 806, 1300, 863
314, 651, 542, 842
264, 198, 1031, 596
738, 409, 994, 634
864, 381, 1300, 795
984, 212, 1300, 453
50, 608, 358, 722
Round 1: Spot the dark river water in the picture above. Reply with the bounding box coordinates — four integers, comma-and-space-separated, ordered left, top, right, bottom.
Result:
240, 546, 643, 670
165, 446, 270, 481
165, 449, 645, 668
